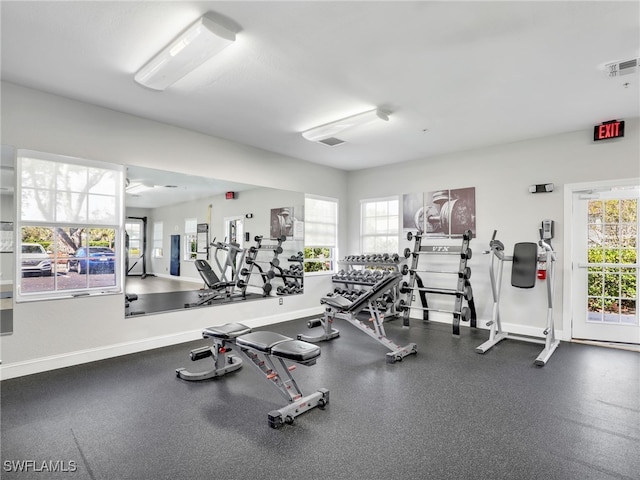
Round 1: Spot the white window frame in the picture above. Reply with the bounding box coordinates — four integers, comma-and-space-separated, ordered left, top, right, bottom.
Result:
15, 149, 124, 302
304, 194, 338, 275
360, 196, 400, 255
153, 221, 163, 258
184, 217, 198, 261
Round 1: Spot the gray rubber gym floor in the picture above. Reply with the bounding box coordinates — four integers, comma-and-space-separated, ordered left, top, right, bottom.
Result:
1, 317, 638, 480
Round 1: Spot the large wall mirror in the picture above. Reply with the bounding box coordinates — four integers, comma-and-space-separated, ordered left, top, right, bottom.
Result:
0, 145, 15, 334
3, 145, 305, 319
124, 165, 305, 316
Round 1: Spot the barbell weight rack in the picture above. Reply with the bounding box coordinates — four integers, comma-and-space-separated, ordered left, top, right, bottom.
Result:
402, 229, 477, 335
400, 281, 473, 301
239, 235, 286, 297
404, 246, 473, 260
246, 257, 280, 268
396, 299, 472, 323
401, 264, 471, 279
407, 230, 473, 242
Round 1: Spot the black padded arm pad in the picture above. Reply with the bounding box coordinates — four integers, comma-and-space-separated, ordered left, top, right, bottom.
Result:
320, 295, 352, 310
512, 242, 537, 289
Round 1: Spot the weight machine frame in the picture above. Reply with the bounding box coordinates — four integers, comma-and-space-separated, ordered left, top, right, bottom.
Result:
475, 231, 559, 366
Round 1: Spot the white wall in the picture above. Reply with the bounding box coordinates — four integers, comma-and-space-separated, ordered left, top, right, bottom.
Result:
0, 82, 347, 378
346, 119, 640, 337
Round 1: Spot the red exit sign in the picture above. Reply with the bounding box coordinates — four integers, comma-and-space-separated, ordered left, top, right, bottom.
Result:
594, 120, 625, 141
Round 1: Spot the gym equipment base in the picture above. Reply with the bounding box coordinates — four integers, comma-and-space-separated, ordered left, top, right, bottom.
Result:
476, 330, 560, 367
268, 388, 329, 428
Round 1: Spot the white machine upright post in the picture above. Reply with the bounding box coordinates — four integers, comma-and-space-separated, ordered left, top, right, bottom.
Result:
534, 238, 559, 366
481, 239, 508, 348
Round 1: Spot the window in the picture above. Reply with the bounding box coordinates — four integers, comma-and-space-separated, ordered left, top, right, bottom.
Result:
304, 195, 338, 273
184, 218, 197, 261
361, 197, 399, 254
153, 221, 163, 258
16, 150, 123, 301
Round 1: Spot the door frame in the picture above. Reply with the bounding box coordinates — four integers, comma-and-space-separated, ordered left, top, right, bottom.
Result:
563, 177, 640, 341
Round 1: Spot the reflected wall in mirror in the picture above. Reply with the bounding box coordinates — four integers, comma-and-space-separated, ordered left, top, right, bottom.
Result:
124, 165, 304, 316
0, 145, 15, 334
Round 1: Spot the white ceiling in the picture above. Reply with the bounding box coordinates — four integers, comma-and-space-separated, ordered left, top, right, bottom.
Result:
1, 1, 639, 172
125, 165, 255, 209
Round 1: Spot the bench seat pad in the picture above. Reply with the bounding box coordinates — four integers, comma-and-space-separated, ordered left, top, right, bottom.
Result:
203, 323, 252, 340
236, 331, 292, 352
320, 295, 352, 310
271, 339, 321, 362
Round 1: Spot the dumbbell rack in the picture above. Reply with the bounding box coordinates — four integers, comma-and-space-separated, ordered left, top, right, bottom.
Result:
274, 251, 304, 295
238, 235, 286, 297
401, 230, 477, 335
331, 253, 403, 317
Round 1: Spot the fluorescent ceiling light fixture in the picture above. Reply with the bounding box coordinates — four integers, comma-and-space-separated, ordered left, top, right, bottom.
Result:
134, 13, 236, 91
301, 109, 390, 143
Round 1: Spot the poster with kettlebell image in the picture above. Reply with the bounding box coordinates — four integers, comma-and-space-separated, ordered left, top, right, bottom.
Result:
409, 187, 475, 238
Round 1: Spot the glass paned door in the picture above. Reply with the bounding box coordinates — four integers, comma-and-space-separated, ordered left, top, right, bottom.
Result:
572, 187, 639, 344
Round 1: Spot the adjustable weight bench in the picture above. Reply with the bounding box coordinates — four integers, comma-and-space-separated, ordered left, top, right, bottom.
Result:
185, 259, 238, 308
176, 323, 329, 428
299, 272, 417, 363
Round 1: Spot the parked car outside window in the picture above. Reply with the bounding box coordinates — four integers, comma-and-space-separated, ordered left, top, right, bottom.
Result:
21, 243, 52, 276
67, 247, 116, 274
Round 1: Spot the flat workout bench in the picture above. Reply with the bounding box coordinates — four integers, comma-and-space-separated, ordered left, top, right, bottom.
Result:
176, 323, 329, 428
299, 272, 417, 363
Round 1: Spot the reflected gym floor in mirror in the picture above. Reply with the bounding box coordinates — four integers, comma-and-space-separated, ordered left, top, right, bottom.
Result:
125, 275, 263, 316
1, 318, 638, 480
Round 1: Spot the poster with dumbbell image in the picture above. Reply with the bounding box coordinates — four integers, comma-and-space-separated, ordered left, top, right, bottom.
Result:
422, 187, 476, 238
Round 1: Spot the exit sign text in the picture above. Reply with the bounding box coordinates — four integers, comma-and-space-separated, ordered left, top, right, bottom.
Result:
593, 120, 625, 141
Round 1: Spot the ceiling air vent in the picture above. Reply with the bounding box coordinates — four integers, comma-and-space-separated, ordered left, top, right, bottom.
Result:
319, 137, 346, 147
605, 58, 639, 77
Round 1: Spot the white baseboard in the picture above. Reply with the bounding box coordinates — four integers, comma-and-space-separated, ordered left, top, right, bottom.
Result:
0, 306, 324, 380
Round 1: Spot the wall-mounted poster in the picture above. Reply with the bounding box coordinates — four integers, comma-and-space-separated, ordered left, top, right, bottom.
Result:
271, 207, 303, 240
403, 192, 424, 232
422, 187, 476, 238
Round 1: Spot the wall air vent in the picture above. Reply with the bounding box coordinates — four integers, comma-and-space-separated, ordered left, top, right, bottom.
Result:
605, 58, 639, 77
319, 137, 346, 147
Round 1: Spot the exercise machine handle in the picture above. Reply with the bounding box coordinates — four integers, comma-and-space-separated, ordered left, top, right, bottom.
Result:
489, 230, 505, 252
